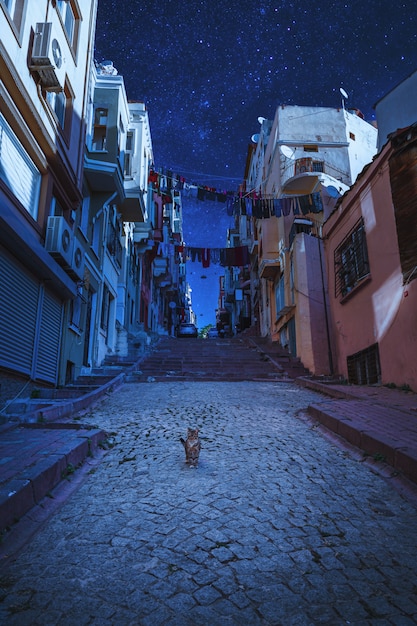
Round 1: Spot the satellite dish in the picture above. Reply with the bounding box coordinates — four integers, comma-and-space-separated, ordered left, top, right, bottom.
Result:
280, 145, 295, 160
257, 116, 266, 124
251, 133, 260, 143
326, 185, 340, 198
340, 88, 348, 99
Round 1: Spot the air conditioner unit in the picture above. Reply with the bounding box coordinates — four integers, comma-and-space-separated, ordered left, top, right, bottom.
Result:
45, 216, 73, 269
30, 22, 65, 92
68, 242, 85, 281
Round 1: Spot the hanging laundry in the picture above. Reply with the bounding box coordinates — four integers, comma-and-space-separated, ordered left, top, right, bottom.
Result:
210, 248, 221, 264
148, 170, 158, 185
281, 198, 292, 216
311, 192, 323, 213
226, 195, 234, 216
298, 194, 312, 215
273, 198, 282, 217
202, 248, 210, 268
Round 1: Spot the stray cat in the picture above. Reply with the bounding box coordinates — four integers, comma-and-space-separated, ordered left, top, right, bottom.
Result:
180, 427, 201, 467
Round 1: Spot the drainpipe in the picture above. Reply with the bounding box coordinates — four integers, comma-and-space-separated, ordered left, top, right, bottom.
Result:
318, 234, 334, 375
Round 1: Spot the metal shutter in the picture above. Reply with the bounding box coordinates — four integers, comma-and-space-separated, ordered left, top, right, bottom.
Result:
0, 248, 39, 375
0, 246, 64, 383
34, 289, 63, 383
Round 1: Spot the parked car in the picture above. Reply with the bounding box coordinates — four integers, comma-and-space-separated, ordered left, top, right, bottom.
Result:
207, 328, 219, 339
177, 323, 198, 338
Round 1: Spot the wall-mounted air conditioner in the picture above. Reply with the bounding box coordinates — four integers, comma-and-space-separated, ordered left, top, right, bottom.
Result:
45, 216, 73, 269
30, 22, 65, 92
68, 242, 85, 282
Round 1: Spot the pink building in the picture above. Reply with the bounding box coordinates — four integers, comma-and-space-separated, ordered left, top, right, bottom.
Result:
323, 125, 417, 391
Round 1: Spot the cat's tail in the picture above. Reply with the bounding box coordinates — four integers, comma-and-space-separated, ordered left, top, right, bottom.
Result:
180, 437, 185, 448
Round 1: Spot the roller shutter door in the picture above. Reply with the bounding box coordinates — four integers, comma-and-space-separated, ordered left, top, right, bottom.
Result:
35, 290, 62, 382
0, 247, 63, 383
0, 249, 38, 375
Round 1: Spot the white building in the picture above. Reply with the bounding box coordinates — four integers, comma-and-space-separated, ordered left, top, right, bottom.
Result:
0, 0, 98, 387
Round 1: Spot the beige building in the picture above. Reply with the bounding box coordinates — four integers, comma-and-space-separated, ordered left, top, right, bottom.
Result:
247, 104, 378, 374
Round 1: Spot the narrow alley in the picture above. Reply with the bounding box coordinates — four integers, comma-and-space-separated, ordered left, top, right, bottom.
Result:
1, 339, 417, 625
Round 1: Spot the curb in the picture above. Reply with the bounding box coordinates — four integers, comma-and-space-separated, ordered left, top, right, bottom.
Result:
297, 377, 417, 486
0, 426, 106, 530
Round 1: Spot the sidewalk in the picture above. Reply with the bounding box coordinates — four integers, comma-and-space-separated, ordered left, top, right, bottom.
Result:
0, 354, 144, 531
297, 377, 417, 486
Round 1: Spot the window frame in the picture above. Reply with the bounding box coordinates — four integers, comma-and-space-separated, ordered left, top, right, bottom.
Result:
1, 0, 26, 38
91, 106, 108, 152
56, 0, 80, 57
44, 78, 74, 144
0, 112, 41, 219
334, 218, 370, 298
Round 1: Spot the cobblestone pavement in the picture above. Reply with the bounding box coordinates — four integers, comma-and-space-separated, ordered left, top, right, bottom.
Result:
1, 381, 417, 625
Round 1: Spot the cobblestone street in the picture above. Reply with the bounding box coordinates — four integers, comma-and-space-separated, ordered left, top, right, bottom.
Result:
1, 380, 417, 625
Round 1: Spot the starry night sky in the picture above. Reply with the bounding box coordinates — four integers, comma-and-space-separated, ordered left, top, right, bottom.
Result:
94, 0, 416, 327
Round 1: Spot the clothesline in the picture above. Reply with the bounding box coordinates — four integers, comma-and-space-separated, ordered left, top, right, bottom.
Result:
149, 168, 324, 218
154, 241, 250, 268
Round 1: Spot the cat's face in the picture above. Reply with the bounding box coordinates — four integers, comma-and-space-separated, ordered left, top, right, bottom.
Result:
187, 428, 199, 439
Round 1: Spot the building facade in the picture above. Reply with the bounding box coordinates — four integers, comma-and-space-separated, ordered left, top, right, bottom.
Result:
0, 0, 98, 389
323, 125, 417, 390
0, 3, 186, 402
246, 104, 378, 374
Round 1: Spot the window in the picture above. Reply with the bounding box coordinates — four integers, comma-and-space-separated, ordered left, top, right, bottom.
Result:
45, 79, 73, 140
92, 107, 108, 151
275, 273, 285, 318
106, 209, 123, 267
347, 343, 380, 385
100, 284, 111, 332
69, 285, 84, 333
1, 0, 25, 34
0, 113, 41, 218
334, 218, 370, 297
46, 90, 66, 127
79, 195, 90, 235
56, 0, 80, 52
312, 161, 324, 172
289, 218, 313, 247
118, 115, 124, 157
349, 132, 356, 141
124, 130, 134, 177
295, 158, 324, 175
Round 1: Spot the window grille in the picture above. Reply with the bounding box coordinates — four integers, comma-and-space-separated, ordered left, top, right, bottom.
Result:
347, 343, 380, 385
334, 218, 370, 297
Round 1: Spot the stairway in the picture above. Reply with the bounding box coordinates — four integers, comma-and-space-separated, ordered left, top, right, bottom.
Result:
130, 336, 309, 383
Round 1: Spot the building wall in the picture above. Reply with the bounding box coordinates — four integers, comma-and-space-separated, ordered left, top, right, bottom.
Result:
375, 69, 417, 151
293, 233, 332, 375
323, 142, 417, 390
0, 0, 97, 387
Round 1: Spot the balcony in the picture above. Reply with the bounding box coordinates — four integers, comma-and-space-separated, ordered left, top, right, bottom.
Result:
84, 155, 125, 199
153, 257, 168, 276
259, 258, 280, 280
119, 185, 147, 222
282, 158, 350, 195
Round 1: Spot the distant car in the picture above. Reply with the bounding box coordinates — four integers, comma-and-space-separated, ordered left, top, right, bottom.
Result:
177, 323, 198, 338
207, 328, 219, 339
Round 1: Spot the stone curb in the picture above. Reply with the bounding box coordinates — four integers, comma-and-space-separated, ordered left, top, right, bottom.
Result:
0, 427, 106, 530
297, 377, 417, 485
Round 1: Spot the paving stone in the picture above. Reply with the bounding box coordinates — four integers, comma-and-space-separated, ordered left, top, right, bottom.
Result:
1, 379, 417, 624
